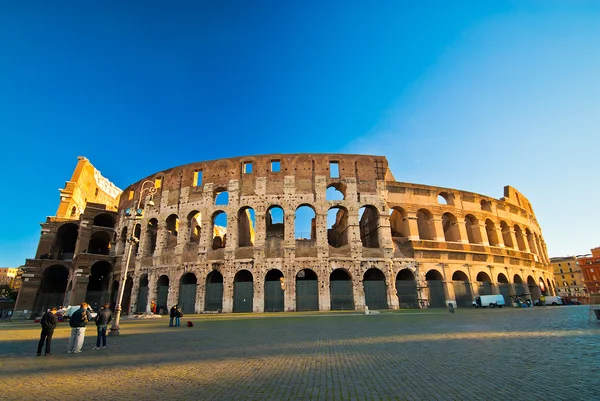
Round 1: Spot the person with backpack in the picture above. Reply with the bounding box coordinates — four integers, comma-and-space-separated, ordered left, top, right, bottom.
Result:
37, 307, 58, 356
93, 303, 112, 350
68, 302, 92, 354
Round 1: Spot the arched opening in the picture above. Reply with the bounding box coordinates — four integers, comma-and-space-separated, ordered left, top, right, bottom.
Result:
156, 275, 169, 314
485, 219, 500, 246
438, 192, 455, 206
136, 275, 149, 313
212, 211, 227, 249
205, 271, 224, 312
327, 207, 349, 247
480, 199, 492, 212
330, 269, 354, 310
452, 270, 472, 307
296, 269, 318, 311
93, 213, 115, 228
546, 278, 553, 296
34, 265, 69, 314
88, 231, 111, 255
426, 270, 446, 308
395, 269, 418, 308
500, 221, 514, 248
442, 212, 460, 242
390, 207, 409, 239
110, 280, 119, 310
165, 214, 179, 249
526, 229, 538, 255
215, 188, 229, 206
187, 211, 201, 243
417, 209, 434, 240
464, 214, 482, 244
133, 224, 141, 255
71, 206, 77, 217
119, 226, 127, 255
264, 269, 284, 312
514, 225, 527, 252
513, 274, 527, 300
326, 185, 345, 201
266, 206, 284, 239
146, 219, 158, 256
476, 271, 492, 295
121, 276, 134, 315
528, 275, 541, 301
237, 207, 256, 247
363, 268, 388, 309
538, 277, 547, 297
497, 273, 511, 306
359, 206, 380, 248
233, 270, 253, 313
86, 261, 112, 310
295, 205, 316, 240
51, 223, 79, 260
179, 273, 197, 314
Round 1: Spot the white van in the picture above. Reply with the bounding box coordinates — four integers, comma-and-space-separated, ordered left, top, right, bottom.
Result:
544, 296, 564, 305
473, 294, 505, 308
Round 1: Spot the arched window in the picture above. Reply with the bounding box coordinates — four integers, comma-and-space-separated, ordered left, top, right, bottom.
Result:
187, 211, 201, 243
215, 188, 229, 206
326, 185, 345, 201
500, 221, 514, 248
212, 211, 227, 249
295, 205, 316, 240
514, 225, 527, 251
146, 219, 158, 255
390, 207, 408, 238
480, 199, 492, 212
442, 212, 460, 242
438, 192, 454, 206
327, 206, 349, 247
359, 205, 380, 248
416, 209, 434, 240
165, 214, 179, 249
464, 214, 481, 244
485, 219, 500, 246
238, 207, 256, 247
266, 206, 284, 239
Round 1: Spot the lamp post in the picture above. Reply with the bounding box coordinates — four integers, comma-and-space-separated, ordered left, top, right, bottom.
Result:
109, 180, 156, 335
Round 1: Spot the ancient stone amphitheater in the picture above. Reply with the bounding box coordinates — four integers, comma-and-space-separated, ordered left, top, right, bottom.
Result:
15, 154, 554, 318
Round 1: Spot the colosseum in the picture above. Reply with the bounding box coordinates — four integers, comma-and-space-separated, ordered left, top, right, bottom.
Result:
14, 154, 554, 318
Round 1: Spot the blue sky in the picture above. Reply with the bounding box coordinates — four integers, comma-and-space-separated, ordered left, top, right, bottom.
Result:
1, 1, 599, 266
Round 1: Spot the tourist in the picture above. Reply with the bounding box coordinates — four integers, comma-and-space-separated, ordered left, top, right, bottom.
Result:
68, 302, 92, 353
169, 304, 178, 327
175, 306, 183, 327
150, 299, 156, 314
93, 303, 112, 350
37, 307, 58, 356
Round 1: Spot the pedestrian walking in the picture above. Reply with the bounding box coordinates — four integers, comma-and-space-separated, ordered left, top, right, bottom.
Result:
169, 304, 177, 327
68, 302, 92, 353
37, 307, 58, 356
93, 303, 112, 350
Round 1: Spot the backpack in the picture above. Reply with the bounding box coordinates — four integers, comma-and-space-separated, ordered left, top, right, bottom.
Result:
187, 321, 194, 327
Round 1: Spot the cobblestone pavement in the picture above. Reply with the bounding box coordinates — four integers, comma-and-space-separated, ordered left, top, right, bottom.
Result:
0, 306, 599, 400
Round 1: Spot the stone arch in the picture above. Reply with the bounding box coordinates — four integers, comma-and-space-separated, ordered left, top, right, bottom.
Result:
179, 272, 198, 314
214, 188, 229, 206
485, 219, 500, 246
359, 205, 380, 248
326, 184, 345, 201
390, 207, 409, 238
212, 211, 227, 249
417, 209, 434, 240
395, 268, 418, 308
238, 207, 256, 247
88, 231, 111, 255
500, 221, 514, 248
86, 261, 112, 310
119, 226, 127, 254
525, 229, 537, 255
546, 278, 553, 296
122, 276, 134, 315
156, 275, 170, 314
464, 214, 482, 244
264, 269, 284, 312
476, 271, 492, 295
481, 199, 492, 212
327, 206, 349, 247
34, 265, 69, 314
136, 274, 149, 313
51, 223, 79, 260
514, 225, 527, 251
187, 211, 201, 243
93, 213, 115, 228
296, 269, 319, 311
538, 276, 547, 296
425, 270, 446, 308
438, 192, 455, 206
133, 224, 141, 255
497, 273, 509, 283
233, 270, 254, 312
205, 270, 224, 312
266, 205, 285, 239
527, 275, 541, 301
330, 268, 354, 310
452, 270, 472, 307
442, 212, 460, 242
165, 214, 179, 249
145, 218, 158, 255
363, 268, 388, 309
295, 204, 316, 240
497, 273, 511, 306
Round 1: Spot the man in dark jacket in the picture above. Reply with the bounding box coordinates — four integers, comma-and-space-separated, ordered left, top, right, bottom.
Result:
94, 303, 112, 349
37, 307, 58, 356
68, 302, 92, 354
169, 304, 178, 327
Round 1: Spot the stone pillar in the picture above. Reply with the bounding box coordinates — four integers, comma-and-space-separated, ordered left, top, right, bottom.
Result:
129, 272, 141, 313
319, 273, 331, 311
146, 270, 157, 313
477, 222, 490, 246
284, 273, 295, 312
167, 275, 179, 309
406, 215, 420, 240
354, 276, 365, 311
154, 224, 167, 256
432, 217, 445, 242
457, 221, 470, 244
494, 225, 505, 248
387, 267, 399, 310
222, 274, 233, 313
71, 272, 89, 306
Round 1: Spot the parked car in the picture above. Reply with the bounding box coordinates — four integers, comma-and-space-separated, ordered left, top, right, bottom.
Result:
544, 296, 564, 305
63, 305, 97, 319
473, 294, 505, 308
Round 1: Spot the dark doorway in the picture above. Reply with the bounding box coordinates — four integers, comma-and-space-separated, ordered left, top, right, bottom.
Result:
157, 275, 169, 314
363, 268, 388, 309
330, 269, 354, 310
136, 275, 149, 313
86, 261, 112, 310
179, 273, 197, 314
205, 271, 223, 312
396, 269, 418, 309
264, 270, 284, 312
34, 265, 69, 314
426, 270, 446, 308
452, 271, 472, 307
296, 269, 319, 311
233, 270, 253, 313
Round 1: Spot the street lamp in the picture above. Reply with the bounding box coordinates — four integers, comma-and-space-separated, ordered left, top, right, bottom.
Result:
109, 180, 157, 335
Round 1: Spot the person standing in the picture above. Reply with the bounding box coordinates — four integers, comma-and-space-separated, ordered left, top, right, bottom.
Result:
175, 306, 182, 327
68, 302, 91, 354
169, 304, 177, 327
93, 303, 112, 350
37, 307, 58, 356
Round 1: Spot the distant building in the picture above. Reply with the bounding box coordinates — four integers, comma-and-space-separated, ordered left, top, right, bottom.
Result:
577, 247, 600, 294
550, 256, 588, 302
0, 268, 19, 287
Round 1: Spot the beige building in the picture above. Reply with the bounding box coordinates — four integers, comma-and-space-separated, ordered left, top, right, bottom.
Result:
550, 256, 588, 302
0, 268, 19, 287
14, 154, 554, 319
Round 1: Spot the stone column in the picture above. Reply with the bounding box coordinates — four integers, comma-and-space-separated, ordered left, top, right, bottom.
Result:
457, 221, 470, 244
129, 272, 141, 313
319, 272, 331, 311
387, 266, 399, 310
222, 273, 233, 313
154, 223, 167, 256
494, 225, 505, 248
354, 275, 365, 311
405, 215, 420, 240
477, 222, 490, 246
432, 217, 445, 242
